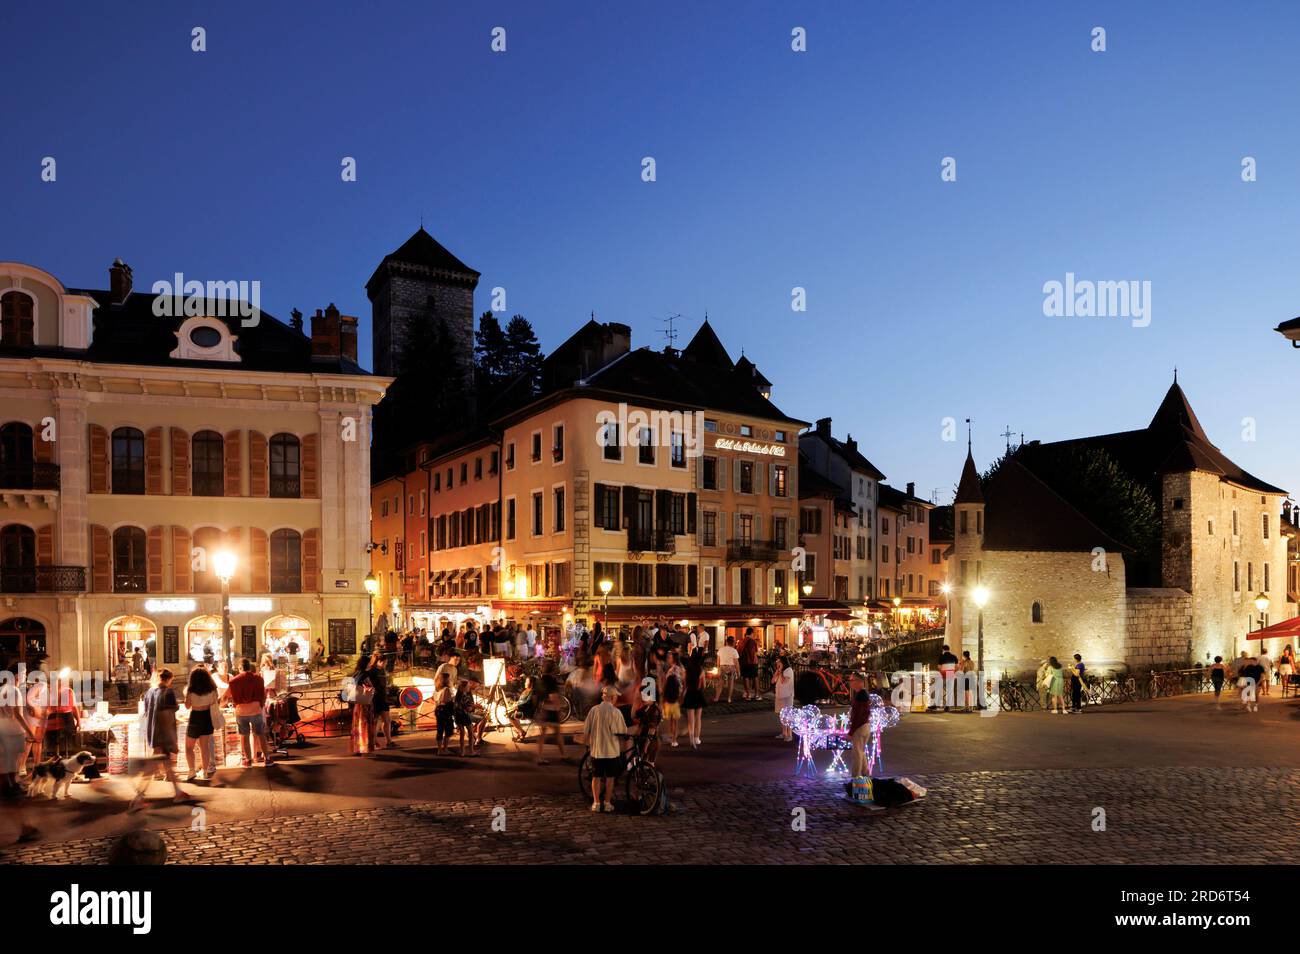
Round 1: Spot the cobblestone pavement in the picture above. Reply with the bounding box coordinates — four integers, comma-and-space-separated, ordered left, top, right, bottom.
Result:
6, 766, 1297, 865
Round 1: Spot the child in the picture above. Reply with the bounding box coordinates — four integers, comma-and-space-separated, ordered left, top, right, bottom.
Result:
433, 674, 455, 755
453, 679, 476, 756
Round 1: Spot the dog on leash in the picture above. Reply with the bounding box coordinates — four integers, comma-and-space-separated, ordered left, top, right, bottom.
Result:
27, 752, 101, 800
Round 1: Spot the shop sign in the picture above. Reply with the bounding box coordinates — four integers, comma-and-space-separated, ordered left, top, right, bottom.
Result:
329, 618, 357, 655
162, 626, 180, 666
229, 598, 272, 613
335, 579, 350, 589
144, 598, 197, 614
714, 438, 786, 457
241, 625, 257, 659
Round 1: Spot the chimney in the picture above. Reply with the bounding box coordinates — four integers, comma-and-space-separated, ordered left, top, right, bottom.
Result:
339, 314, 358, 362
815, 417, 831, 438
310, 304, 341, 358
845, 435, 857, 453
109, 259, 133, 304
906, 481, 915, 498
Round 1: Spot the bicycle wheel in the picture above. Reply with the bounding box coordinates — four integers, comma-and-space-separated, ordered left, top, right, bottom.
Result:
577, 752, 594, 796
831, 683, 851, 707
557, 693, 573, 723
625, 762, 663, 815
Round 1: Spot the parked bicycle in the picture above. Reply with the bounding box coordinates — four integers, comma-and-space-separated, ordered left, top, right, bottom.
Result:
577, 732, 663, 815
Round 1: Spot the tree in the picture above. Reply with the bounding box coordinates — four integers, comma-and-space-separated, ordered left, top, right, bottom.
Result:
474, 311, 509, 388
501, 315, 544, 392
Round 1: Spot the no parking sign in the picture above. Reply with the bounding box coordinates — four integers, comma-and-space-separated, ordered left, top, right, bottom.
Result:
399, 686, 423, 709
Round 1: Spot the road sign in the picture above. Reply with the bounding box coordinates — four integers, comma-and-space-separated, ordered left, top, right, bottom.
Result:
399, 686, 423, 709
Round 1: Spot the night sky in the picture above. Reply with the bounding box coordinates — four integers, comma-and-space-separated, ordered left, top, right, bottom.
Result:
6, 1, 1300, 499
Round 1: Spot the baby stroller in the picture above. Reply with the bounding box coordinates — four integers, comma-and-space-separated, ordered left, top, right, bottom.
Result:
266, 691, 307, 753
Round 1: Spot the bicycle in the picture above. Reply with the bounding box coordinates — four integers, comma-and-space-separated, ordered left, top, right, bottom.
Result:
812, 667, 852, 707
577, 732, 664, 815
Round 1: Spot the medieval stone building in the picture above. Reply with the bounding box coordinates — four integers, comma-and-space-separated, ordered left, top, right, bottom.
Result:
946, 381, 1292, 676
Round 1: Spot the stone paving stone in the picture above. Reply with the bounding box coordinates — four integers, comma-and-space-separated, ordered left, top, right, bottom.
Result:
3, 765, 1298, 865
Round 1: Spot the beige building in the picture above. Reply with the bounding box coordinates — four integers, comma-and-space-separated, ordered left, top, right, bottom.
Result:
946, 382, 1292, 675
0, 261, 389, 676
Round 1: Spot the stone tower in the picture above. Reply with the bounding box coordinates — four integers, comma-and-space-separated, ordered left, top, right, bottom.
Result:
365, 227, 480, 379
947, 446, 986, 657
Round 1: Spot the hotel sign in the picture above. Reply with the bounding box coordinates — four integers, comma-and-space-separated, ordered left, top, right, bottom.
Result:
714, 438, 786, 457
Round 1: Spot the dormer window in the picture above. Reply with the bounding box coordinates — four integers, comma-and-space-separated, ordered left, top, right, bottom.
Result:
170, 316, 239, 362
1, 292, 34, 348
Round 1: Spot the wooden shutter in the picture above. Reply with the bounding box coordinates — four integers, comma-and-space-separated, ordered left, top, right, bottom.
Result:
754, 461, 765, 497
145, 427, 164, 494
88, 424, 109, 493
34, 427, 53, 464
224, 430, 242, 497
622, 485, 636, 530
302, 528, 320, 592
147, 526, 164, 592
90, 524, 111, 592
249, 527, 269, 592
301, 433, 319, 498
170, 428, 190, 495
248, 431, 268, 497
717, 458, 727, 491
655, 489, 671, 530
171, 526, 192, 592
687, 493, 697, 535
36, 525, 54, 566
225, 527, 244, 591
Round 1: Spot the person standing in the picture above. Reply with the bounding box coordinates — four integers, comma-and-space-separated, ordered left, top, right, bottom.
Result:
738, 628, 760, 701
223, 658, 272, 766
1045, 657, 1066, 714
129, 669, 186, 810
1257, 649, 1274, 697
773, 655, 795, 740
1240, 656, 1264, 712
367, 654, 394, 749
0, 676, 38, 841
534, 669, 568, 765
583, 686, 627, 813
846, 673, 873, 777
957, 650, 976, 712
433, 672, 455, 755
682, 647, 707, 749
182, 667, 220, 781
662, 651, 685, 747
1209, 655, 1227, 703
113, 656, 131, 705
1070, 654, 1086, 713
936, 644, 959, 710
714, 636, 740, 703
348, 655, 375, 757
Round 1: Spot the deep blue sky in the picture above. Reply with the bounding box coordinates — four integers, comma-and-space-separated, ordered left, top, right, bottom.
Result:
6, 1, 1300, 500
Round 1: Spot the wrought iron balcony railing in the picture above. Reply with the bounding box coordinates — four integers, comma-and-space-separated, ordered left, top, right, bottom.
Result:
725, 539, 782, 564
0, 565, 86, 593
627, 528, 676, 554
0, 463, 60, 492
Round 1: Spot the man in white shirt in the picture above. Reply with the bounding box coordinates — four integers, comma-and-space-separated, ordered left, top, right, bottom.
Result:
714, 635, 740, 703
688, 625, 707, 654
582, 686, 627, 813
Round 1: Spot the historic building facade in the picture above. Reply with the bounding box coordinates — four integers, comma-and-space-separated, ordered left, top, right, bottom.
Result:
0, 260, 389, 675
945, 383, 1293, 675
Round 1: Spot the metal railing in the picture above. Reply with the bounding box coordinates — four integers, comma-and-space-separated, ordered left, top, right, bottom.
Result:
0, 463, 60, 491
725, 539, 781, 563
627, 528, 675, 553
0, 565, 86, 593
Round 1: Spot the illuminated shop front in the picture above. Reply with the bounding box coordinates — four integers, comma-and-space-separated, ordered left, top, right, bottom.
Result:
263, 614, 311, 660
105, 615, 157, 668
186, 614, 225, 664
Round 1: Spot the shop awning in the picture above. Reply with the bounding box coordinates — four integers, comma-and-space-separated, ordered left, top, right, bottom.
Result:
1245, 615, 1300, 640
430, 570, 446, 584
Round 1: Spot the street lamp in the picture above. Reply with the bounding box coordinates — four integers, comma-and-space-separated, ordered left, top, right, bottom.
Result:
801, 582, 813, 597
364, 572, 379, 641
1254, 592, 1270, 630
213, 550, 237, 672
599, 578, 613, 631
892, 594, 901, 632
972, 585, 990, 682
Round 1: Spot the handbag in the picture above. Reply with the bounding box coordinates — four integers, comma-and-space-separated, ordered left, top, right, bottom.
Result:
210, 703, 226, 730
355, 677, 375, 706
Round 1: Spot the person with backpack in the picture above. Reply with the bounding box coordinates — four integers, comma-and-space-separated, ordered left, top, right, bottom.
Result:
662, 651, 685, 747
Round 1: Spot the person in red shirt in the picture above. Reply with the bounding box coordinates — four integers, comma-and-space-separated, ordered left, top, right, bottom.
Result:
221, 658, 271, 767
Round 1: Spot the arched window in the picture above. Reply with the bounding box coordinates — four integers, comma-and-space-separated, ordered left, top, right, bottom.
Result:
192, 430, 225, 497
0, 422, 34, 489
269, 433, 301, 498
111, 427, 145, 494
192, 527, 225, 593
0, 617, 46, 670
112, 526, 148, 593
1031, 601, 1044, 624
0, 292, 34, 348
270, 529, 302, 593
0, 524, 36, 593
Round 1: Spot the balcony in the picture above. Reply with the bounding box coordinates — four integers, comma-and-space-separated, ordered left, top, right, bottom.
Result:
725, 538, 782, 564
0, 565, 87, 594
627, 528, 676, 554
0, 463, 60, 492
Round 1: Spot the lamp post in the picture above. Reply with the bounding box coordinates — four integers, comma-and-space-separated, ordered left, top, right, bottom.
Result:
892, 595, 901, 633
972, 585, 989, 682
1254, 592, 1270, 634
599, 578, 613, 631
364, 572, 379, 643
213, 550, 237, 673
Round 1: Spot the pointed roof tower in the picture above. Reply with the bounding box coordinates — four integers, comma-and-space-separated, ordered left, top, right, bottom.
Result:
954, 449, 984, 504
681, 318, 734, 368
1148, 379, 1210, 443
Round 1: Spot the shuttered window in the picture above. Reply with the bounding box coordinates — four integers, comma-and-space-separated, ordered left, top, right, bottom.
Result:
192, 431, 225, 496
111, 427, 145, 495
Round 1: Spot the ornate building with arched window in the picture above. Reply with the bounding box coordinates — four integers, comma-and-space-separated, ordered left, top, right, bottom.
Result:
0, 259, 391, 676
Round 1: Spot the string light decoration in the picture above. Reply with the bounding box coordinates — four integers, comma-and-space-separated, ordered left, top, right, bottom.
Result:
780, 695, 900, 778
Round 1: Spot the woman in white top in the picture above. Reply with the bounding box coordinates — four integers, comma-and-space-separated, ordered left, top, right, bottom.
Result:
182, 666, 221, 780
774, 660, 795, 740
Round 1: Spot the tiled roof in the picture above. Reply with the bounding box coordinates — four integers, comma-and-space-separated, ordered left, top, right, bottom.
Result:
984, 459, 1128, 553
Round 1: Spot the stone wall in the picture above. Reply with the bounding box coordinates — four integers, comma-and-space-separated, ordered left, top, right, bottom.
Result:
1123, 587, 1193, 668
369, 268, 475, 379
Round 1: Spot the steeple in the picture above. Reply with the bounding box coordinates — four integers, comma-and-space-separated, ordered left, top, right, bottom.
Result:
1148, 379, 1210, 443
955, 449, 984, 505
